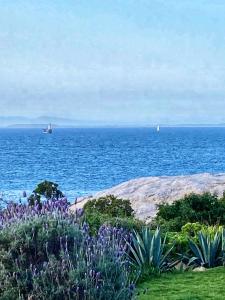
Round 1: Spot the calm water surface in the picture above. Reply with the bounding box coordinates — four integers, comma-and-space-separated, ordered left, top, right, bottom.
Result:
0, 127, 225, 199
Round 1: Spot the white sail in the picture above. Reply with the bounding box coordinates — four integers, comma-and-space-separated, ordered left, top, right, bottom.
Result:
43, 123, 53, 134
157, 125, 160, 132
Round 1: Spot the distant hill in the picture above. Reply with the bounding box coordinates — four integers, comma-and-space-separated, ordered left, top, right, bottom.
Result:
7, 124, 59, 128
0, 116, 144, 128
1, 116, 225, 128
0, 116, 94, 127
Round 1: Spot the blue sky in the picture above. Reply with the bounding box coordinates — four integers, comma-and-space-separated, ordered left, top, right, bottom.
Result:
0, 0, 225, 125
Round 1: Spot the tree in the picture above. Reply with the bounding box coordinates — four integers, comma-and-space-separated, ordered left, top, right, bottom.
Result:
28, 181, 64, 205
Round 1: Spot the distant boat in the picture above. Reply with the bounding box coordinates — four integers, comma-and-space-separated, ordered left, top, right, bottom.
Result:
156, 125, 160, 132
43, 123, 53, 134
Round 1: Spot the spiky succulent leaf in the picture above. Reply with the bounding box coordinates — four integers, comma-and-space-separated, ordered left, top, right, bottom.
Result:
127, 227, 173, 273
189, 231, 222, 268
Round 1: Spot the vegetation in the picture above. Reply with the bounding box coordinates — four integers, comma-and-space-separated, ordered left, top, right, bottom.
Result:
28, 181, 64, 205
0, 199, 135, 300
127, 227, 175, 282
2, 186, 225, 299
137, 267, 225, 300
34, 180, 64, 198
84, 195, 134, 217
83, 195, 143, 234
154, 192, 225, 231
187, 230, 224, 268
167, 222, 224, 255
85, 212, 144, 235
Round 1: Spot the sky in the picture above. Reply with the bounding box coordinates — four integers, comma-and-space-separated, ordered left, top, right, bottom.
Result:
0, 0, 225, 125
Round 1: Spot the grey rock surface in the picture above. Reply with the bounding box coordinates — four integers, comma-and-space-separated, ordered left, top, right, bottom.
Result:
70, 173, 225, 221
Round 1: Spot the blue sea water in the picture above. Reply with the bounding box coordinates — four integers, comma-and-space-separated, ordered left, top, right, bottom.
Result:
0, 127, 225, 200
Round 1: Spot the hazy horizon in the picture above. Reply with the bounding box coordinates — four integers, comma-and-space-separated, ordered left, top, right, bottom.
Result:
2, 115, 225, 128
1, 1, 225, 125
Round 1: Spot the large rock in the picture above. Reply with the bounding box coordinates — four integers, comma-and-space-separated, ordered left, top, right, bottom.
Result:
70, 173, 225, 222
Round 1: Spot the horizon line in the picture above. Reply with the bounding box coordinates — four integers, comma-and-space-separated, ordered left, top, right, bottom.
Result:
2, 124, 225, 129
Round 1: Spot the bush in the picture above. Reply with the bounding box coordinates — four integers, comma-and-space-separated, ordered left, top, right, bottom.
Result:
84, 195, 134, 218
154, 192, 225, 231
0, 200, 135, 300
83, 195, 142, 235
181, 222, 203, 237
85, 212, 144, 235
167, 231, 190, 256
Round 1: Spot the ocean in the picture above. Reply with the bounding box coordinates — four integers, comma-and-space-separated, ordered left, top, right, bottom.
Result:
0, 127, 225, 200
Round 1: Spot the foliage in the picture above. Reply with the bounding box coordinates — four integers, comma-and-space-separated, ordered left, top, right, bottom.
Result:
167, 231, 190, 256
0, 199, 135, 300
167, 223, 225, 258
166, 222, 203, 257
127, 227, 175, 281
188, 230, 223, 268
5, 185, 225, 298
104, 216, 144, 232
83, 195, 141, 235
154, 192, 225, 231
28, 181, 64, 205
84, 195, 134, 218
181, 222, 203, 237
85, 212, 144, 235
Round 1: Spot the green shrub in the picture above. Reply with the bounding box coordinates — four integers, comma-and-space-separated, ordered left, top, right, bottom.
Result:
84, 195, 134, 218
105, 216, 144, 232
84, 212, 144, 235
172, 223, 204, 254
167, 231, 190, 256
181, 222, 204, 237
84, 212, 103, 235
83, 195, 141, 235
154, 192, 225, 231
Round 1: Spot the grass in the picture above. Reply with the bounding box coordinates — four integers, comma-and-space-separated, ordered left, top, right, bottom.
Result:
137, 267, 225, 300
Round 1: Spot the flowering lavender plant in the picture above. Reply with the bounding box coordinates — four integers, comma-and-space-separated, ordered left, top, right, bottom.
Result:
0, 198, 135, 299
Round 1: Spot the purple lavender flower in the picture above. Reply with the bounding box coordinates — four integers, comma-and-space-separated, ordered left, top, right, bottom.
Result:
0, 197, 73, 228
82, 222, 89, 233
76, 208, 84, 217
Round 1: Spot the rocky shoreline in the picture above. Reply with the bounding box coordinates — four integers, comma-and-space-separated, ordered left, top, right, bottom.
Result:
70, 173, 225, 221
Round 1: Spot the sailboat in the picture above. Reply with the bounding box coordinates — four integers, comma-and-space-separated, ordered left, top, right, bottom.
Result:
156, 125, 160, 132
43, 123, 53, 134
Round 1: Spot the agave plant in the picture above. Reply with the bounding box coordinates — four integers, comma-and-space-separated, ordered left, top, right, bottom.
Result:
127, 227, 174, 276
188, 231, 222, 268
219, 228, 225, 266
